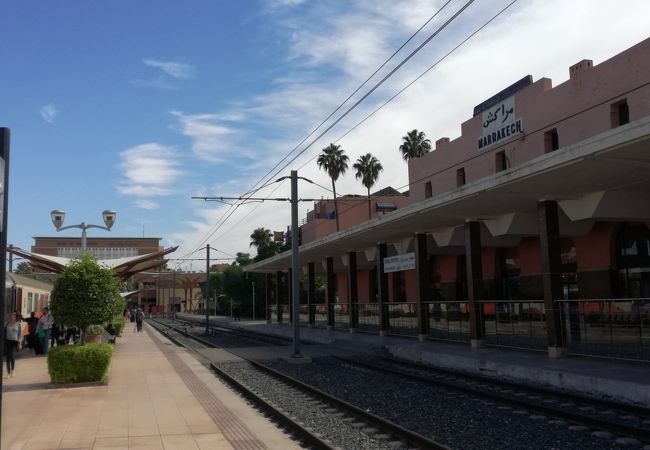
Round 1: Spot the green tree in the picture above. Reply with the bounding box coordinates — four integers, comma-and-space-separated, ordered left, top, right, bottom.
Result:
236, 252, 252, 266
50, 254, 121, 344
15, 262, 33, 275
353, 153, 383, 220
250, 227, 272, 250
317, 143, 349, 232
399, 129, 432, 161
249, 228, 283, 262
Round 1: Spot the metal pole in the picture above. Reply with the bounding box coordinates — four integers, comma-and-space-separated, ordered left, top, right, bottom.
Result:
291, 170, 301, 357
81, 226, 87, 253
265, 273, 269, 322
205, 244, 210, 334
252, 281, 256, 320
0, 127, 12, 428
172, 269, 176, 319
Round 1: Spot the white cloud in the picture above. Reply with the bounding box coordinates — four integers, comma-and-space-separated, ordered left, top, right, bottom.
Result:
134, 199, 159, 210
144, 59, 195, 79
167, 0, 650, 266
131, 77, 177, 91
39, 103, 58, 123
117, 143, 184, 197
169, 111, 251, 163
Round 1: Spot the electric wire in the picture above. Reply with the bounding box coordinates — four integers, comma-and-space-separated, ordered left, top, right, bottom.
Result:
240, 0, 454, 198
189, 3, 456, 254
190, 0, 476, 254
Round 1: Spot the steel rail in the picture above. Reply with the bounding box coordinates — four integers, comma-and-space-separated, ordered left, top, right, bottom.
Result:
333, 355, 650, 444
150, 318, 450, 450
147, 319, 333, 449
376, 355, 650, 419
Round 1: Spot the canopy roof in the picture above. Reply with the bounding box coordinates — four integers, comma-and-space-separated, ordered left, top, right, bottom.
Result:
245, 117, 650, 274
7, 246, 178, 280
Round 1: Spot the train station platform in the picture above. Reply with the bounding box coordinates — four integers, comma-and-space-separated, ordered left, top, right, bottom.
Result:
179, 313, 650, 408
1, 323, 300, 450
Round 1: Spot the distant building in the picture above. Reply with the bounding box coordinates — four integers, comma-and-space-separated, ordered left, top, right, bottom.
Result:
301, 187, 409, 244
32, 236, 162, 260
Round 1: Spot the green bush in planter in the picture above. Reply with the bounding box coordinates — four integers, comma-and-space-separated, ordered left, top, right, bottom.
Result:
112, 317, 125, 336
86, 324, 104, 336
48, 344, 113, 384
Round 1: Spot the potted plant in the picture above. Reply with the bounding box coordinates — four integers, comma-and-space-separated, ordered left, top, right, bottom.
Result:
85, 325, 104, 344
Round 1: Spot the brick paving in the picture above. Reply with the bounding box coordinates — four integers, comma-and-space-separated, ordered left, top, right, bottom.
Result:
1, 322, 295, 449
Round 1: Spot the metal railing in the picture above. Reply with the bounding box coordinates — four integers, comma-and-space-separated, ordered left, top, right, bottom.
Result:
558, 298, 650, 361
357, 303, 381, 333
479, 300, 548, 350
386, 302, 418, 336
332, 304, 350, 330
264, 298, 650, 361
425, 301, 471, 342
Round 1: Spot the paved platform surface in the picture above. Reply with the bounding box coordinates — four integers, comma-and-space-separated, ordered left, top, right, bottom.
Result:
180, 313, 650, 407
1, 323, 300, 450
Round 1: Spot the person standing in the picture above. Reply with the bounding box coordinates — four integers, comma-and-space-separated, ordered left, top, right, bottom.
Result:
22, 312, 39, 353
37, 307, 54, 356
135, 309, 144, 332
4, 312, 23, 378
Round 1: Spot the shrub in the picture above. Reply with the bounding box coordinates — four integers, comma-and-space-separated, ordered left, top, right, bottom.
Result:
50, 254, 122, 344
112, 317, 125, 336
48, 344, 113, 384
86, 324, 104, 336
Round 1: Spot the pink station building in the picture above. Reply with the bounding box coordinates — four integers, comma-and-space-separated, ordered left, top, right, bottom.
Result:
247, 37, 650, 361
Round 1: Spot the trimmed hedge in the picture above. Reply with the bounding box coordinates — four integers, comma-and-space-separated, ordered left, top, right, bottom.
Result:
112, 317, 125, 336
48, 344, 113, 384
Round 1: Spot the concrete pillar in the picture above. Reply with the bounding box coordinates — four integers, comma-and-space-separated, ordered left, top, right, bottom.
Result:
308, 262, 315, 327
348, 251, 359, 331
465, 221, 485, 347
538, 200, 566, 357
275, 270, 283, 323
326, 257, 335, 328
377, 243, 389, 336
415, 233, 430, 340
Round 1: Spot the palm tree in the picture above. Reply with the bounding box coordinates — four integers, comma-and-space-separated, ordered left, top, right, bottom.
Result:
249, 227, 272, 251
317, 143, 349, 232
399, 129, 432, 161
353, 153, 383, 220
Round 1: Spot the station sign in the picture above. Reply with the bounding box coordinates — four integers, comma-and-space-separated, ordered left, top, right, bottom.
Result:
384, 252, 416, 273
477, 95, 523, 151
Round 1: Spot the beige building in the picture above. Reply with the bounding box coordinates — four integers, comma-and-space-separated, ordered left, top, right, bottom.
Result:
32, 237, 162, 260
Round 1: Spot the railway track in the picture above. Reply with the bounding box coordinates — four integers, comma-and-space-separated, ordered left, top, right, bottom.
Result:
149, 318, 450, 450
334, 354, 650, 446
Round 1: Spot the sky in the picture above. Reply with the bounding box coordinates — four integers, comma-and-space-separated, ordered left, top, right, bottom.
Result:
1, 0, 649, 270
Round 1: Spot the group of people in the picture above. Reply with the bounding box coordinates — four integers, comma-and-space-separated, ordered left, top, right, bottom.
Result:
125, 308, 145, 332
3, 307, 71, 379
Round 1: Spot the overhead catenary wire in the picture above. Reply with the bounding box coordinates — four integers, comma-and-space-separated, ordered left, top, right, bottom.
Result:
208, 0, 523, 245
190, 0, 476, 252
239, 0, 455, 199
189, 3, 456, 254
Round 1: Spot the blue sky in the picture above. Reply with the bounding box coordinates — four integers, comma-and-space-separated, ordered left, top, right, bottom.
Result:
2, 0, 649, 269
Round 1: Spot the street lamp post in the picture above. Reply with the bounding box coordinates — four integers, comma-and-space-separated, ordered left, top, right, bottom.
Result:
252, 281, 256, 321
51, 210, 117, 253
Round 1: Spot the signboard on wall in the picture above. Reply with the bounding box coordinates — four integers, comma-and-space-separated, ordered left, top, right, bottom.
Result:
384, 252, 416, 273
477, 95, 523, 151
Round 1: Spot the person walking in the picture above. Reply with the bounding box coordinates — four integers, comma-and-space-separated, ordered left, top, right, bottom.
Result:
4, 312, 24, 378
233, 302, 241, 321
135, 309, 144, 332
22, 312, 39, 353
50, 321, 61, 348
37, 307, 54, 356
